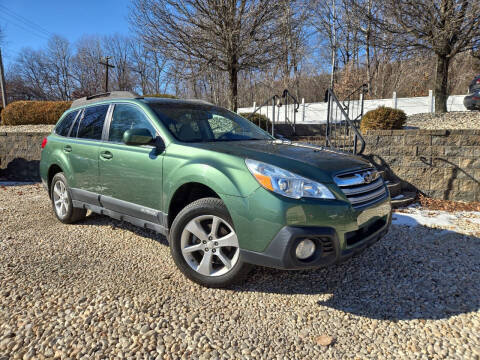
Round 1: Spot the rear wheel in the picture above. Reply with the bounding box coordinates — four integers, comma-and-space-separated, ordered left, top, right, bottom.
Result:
50, 172, 86, 224
169, 198, 252, 287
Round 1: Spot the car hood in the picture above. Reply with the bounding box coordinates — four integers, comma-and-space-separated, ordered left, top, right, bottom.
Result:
191, 140, 372, 183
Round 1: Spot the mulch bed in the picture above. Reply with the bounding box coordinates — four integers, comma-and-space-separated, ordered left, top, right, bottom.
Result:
417, 194, 480, 212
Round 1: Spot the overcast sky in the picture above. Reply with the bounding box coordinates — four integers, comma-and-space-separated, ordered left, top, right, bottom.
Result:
0, 0, 131, 67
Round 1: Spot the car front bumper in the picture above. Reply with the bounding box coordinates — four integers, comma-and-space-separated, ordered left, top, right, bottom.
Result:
225, 185, 392, 270
240, 211, 391, 270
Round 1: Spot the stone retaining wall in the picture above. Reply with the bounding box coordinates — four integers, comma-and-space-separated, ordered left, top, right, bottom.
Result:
1, 130, 479, 201
295, 130, 480, 202
363, 130, 480, 202
0, 132, 49, 180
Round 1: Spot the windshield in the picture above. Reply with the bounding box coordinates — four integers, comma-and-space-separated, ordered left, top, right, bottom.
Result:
148, 103, 273, 142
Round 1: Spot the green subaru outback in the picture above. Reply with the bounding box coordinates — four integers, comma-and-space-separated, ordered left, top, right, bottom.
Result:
40, 92, 391, 287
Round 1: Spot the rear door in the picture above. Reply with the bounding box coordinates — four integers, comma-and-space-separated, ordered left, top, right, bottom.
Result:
68, 104, 109, 196
99, 103, 164, 223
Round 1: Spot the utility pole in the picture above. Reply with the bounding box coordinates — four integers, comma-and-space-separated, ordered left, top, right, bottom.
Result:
330, 0, 337, 92
99, 56, 115, 92
0, 48, 7, 109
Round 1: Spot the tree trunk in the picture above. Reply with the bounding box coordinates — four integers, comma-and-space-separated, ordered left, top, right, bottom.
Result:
434, 54, 450, 113
228, 55, 238, 111
365, 0, 372, 96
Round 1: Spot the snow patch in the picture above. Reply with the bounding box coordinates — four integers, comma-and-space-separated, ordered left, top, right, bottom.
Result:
392, 206, 480, 234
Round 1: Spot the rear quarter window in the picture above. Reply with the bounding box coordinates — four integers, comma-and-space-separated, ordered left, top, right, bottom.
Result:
55, 111, 79, 137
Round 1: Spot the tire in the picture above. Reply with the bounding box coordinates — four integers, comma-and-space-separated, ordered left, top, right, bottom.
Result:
50, 172, 86, 224
169, 197, 252, 288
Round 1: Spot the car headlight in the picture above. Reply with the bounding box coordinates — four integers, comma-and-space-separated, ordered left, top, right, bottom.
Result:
245, 159, 335, 200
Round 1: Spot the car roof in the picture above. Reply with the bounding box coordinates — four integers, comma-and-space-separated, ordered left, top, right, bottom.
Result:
70, 91, 213, 109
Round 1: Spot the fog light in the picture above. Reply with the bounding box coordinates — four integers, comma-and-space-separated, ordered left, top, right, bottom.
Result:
295, 238, 316, 260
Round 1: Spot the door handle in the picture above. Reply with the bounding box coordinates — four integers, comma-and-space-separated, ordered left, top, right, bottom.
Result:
63, 145, 72, 153
100, 151, 113, 160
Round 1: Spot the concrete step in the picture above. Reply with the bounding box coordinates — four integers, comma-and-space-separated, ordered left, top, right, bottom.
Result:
391, 191, 417, 209
387, 182, 402, 198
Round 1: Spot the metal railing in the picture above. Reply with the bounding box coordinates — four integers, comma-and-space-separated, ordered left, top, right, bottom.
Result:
342, 83, 368, 127
281, 89, 300, 135
247, 89, 299, 137
326, 88, 366, 155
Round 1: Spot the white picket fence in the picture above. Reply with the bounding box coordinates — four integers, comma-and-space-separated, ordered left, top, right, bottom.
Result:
238, 91, 468, 124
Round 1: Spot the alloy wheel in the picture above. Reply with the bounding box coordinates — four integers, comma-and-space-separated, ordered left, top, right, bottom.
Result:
53, 180, 69, 218
180, 215, 240, 277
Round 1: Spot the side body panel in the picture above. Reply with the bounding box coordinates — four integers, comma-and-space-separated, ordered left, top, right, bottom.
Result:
40, 134, 99, 191
162, 142, 260, 214
66, 138, 101, 192
99, 142, 163, 211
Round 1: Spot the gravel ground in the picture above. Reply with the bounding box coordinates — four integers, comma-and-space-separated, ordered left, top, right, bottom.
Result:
0, 125, 54, 133
406, 111, 480, 130
0, 184, 479, 359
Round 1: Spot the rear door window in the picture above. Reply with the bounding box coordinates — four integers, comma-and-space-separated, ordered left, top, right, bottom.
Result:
76, 105, 109, 140
55, 110, 78, 137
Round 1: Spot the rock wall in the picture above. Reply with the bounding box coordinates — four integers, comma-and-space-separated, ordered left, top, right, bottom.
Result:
362, 130, 480, 202
294, 129, 480, 202
1, 129, 479, 201
0, 132, 49, 181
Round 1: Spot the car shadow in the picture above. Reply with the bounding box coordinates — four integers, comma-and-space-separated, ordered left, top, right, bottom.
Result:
79, 212, 169, 246
236, 224, 480, 321
77, 213, 480, 321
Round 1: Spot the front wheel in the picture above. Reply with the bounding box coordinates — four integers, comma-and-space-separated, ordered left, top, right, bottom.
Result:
169, 198, 252, 288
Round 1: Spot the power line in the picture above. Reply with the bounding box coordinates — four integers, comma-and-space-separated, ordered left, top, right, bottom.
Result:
0, 14, 50, 41
0, 4, 53, 38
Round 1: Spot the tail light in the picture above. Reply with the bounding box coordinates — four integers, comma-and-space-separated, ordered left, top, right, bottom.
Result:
41, 137, 48, 149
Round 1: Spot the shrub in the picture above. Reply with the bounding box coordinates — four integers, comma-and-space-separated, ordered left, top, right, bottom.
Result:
1, 101, 73, 126
239, 112, 271, 131
143, 93, 177, 99
360, 106, 406, 132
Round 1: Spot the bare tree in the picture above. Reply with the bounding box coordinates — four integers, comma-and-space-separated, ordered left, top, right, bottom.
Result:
353, 0, 480, 113
72, 35, 104, 97
277, 0, 308, 98
46, 36, 74, 100
309, 0, 345, 91
13, 48, 51, 99
130, 0, 282, 111
103, 34, 136, 91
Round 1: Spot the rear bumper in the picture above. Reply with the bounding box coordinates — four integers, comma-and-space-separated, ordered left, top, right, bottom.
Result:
240, 212, 391, 270
464, 95, 480, 110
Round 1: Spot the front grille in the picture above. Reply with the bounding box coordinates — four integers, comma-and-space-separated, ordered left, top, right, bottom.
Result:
334, 168, 387, 209
345, 217, 387, 247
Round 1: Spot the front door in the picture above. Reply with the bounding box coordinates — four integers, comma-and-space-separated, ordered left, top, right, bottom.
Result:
99, 103, 164, 223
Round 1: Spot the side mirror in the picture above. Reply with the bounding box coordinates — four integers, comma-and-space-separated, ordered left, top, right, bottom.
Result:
123, 128, 154, 146
153, 136, 166, 155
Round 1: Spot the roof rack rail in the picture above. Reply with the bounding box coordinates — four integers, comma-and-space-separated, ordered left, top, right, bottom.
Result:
71, 91, 140, 108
